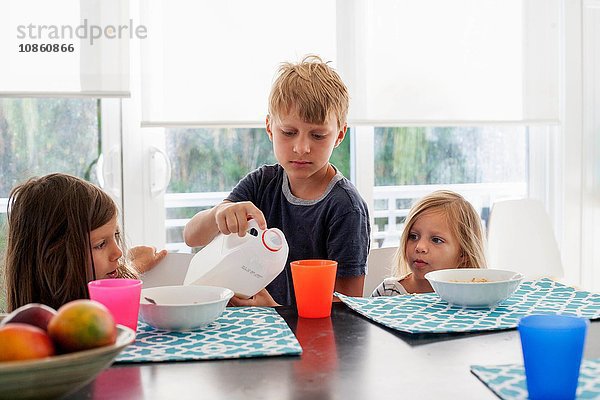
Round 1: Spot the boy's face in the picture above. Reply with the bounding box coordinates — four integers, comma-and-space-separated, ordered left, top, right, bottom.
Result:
90, 216, 123, 279
266, 110, 346, 184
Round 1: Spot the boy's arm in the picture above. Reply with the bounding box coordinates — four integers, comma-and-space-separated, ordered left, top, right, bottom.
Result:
183, 200, 267, 247
334, 275, 365, 299
183, 203, 224, 247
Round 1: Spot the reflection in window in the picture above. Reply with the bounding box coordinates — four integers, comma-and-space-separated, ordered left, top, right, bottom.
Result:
372, 127, 528, 248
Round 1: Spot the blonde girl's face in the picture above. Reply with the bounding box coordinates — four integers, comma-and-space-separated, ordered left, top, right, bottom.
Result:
405, 209, 463, 280
89, 216, 123, 279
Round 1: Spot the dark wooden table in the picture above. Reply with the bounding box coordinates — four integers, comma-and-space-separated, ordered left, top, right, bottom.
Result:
69, 303, 600, 399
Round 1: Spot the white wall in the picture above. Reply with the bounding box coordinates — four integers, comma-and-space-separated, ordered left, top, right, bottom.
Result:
580, 0, 600, 291
558, 0, 599, 291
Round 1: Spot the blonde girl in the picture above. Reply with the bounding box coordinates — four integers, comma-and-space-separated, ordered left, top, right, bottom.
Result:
372, 190, 486, 296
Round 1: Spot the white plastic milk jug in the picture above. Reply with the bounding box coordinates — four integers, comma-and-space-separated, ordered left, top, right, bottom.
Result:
184, 219, 289, 298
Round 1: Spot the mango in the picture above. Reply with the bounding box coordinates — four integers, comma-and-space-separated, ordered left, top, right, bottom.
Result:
0, 323, 56, 361
47, 300, 117, 353
1, 303, 57, 332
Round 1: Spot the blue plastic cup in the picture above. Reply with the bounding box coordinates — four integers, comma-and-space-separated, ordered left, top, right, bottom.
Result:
518, 314, 588, 400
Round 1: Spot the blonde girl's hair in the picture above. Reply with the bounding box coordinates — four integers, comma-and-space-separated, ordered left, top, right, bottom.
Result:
4, 173, 137, 312
391, 190, 487, 277
268, 54, 349, 129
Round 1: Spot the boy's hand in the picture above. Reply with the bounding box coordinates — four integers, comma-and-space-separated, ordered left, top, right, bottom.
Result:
228, 288, 280, 307
128, 246, 168, 273
214, 201, 267, 236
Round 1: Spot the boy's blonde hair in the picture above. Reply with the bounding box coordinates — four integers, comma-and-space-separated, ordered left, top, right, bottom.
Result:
268, 54, 349, 129
392, 190, 487, 277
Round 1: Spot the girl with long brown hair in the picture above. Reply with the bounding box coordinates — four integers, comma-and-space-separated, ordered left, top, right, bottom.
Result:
3, 173, 166, 311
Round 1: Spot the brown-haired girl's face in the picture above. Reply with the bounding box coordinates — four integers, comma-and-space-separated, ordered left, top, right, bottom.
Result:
405, 209, 462, 280
89, 216, 123, 279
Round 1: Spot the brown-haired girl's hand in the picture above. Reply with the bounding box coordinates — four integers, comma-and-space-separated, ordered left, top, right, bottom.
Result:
128, 246, 168, 274
228, 288, 280, 307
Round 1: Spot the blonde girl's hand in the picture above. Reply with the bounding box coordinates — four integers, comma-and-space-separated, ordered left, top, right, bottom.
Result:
214, 201, 267, 236
128, 245, 168, 273
228, 288, 280, 307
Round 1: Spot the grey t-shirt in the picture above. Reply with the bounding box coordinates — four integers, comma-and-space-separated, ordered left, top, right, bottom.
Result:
226, 164, 370, 306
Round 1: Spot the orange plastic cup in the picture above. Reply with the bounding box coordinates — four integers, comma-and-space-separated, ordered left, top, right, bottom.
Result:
291, 260, 338, 318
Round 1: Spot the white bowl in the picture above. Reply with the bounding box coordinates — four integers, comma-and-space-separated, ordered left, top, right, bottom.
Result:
139, 285, 234, 331
0, 324, 134, 400
424, 268, 523, 308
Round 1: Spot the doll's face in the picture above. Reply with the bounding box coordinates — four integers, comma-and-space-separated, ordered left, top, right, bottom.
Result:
89, 216, 123, 279
404, 209, 463, 280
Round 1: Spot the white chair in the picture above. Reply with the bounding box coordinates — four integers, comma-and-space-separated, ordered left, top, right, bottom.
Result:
487, 198, 563, 280
363, 246, 398, 297
141, 252, 194, 288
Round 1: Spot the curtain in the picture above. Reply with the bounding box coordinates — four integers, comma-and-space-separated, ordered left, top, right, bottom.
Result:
139, 0, 336, 127
0, 0, 130, 97
139, 0, 560, 127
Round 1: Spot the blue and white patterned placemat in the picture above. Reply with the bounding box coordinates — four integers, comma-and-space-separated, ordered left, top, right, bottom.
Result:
336, 279, 600, 334
471, 358, 600, 399
116, 307, 302, 362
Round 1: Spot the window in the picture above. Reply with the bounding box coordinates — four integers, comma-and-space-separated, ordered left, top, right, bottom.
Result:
163, 128, 351, 252
0, 99, 102, 192
0, 98, 104, 310
160, 125, 528, 252
136, 0, 560, 259
372, 126, 528, 247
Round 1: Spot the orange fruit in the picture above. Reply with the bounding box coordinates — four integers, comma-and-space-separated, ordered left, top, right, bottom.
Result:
47, 299, 117, 353
0, 323, 55, 361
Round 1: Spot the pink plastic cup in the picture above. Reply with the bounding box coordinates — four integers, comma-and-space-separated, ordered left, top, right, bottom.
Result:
88, 279, 142, 332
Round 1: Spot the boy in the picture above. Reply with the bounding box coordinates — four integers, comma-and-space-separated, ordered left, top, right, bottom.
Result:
183, 55, 370, 306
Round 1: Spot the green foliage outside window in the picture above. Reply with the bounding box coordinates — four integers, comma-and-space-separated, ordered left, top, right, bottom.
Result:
374, 127, 526, 186
164, 127, 351, 243
167, 127, 351, 195
167, 128, 275, 193
0, 98, 101, 196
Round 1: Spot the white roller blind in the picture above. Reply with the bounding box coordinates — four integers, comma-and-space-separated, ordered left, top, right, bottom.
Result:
140, 0, 560, 127
0, 0, 130, 97
140, 0, 336, 127
352, 0, 560, 124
